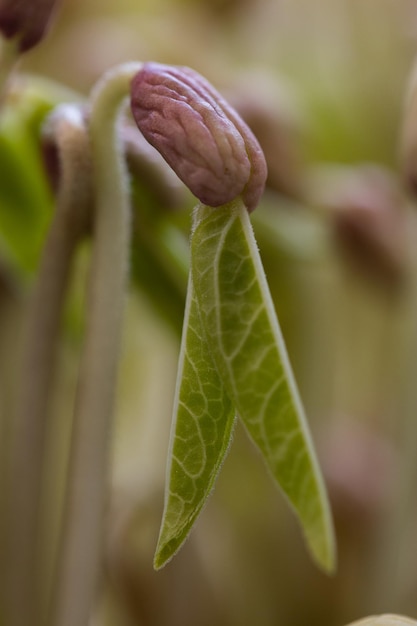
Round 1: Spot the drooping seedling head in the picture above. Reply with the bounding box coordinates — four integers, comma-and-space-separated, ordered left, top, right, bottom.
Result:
130, 62, 267, 212
0, 0, 62, 52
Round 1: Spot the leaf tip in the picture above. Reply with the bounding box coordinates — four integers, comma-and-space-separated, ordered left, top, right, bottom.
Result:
153, 533, 184, 571
305, 509, 337, 576
314, 540, 337, 576
153, 548, 169, 571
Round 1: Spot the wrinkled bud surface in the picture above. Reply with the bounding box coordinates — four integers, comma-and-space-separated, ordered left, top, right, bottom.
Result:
0, 0, 61, 52
130, 62, 267, 212
121, 122, 186, 211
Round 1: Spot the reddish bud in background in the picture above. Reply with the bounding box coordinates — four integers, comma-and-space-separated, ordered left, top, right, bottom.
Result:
0, 0, 62, 52
130, 62, 267, 212
319, 418, 395, 532
309, 164, 410, 292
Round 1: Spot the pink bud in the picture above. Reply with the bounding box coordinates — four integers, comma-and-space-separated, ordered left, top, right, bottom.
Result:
130, 63, 267, 212
0, 0, 61, 52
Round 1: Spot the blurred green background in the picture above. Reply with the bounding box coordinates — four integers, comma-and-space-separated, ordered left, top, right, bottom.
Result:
2, 1, 417, 625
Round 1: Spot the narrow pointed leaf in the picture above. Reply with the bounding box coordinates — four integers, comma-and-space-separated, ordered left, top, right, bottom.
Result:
191, 200, 336, 573
154, 275, 236, 569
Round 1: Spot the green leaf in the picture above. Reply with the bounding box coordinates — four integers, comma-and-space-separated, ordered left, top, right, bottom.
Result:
0, 91, 54, 277
154, 275, 236, 569
0, 76, 83, 278
191, 199, 336, 573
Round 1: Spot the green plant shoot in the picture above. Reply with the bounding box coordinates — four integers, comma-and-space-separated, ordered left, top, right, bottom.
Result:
156, 198, 336, 573
154, 274, 236, 569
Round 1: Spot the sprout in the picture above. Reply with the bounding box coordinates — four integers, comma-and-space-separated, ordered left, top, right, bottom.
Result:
130, 62, 334, 573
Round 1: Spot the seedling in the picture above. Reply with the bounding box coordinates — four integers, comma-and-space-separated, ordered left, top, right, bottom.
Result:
4, 6, 415, 624
130, 63, 335, 572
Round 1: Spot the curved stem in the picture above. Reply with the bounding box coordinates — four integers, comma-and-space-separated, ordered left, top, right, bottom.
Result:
50, 63, 142, 626
4, 105, 91, 626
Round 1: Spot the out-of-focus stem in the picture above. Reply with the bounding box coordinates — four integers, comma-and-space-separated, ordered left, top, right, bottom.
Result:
49, 63, 142, 626
0, 37, 18, 100
368, 272, 417, 612
4, 105, 91, 626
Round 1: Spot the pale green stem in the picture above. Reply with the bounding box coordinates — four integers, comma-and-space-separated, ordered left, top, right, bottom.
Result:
368, 274, 417, 612
361, 205, 417, 611
4, 106, 91, 626
0, 37, 19, 101
49, 63, 142, 626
